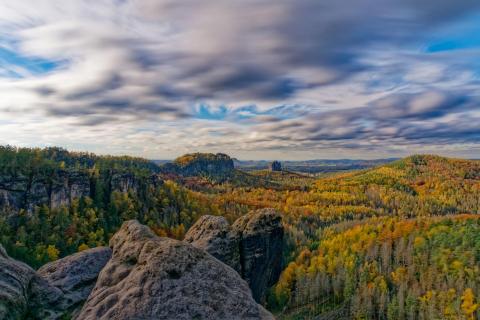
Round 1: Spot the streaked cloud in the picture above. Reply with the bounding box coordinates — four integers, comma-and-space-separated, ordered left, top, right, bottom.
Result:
0, 0, 479, 159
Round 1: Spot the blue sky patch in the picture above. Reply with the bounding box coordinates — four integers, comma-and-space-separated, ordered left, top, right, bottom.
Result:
0, 46, 64, 78
195, 104, 229, 120
193, 103, 306, 122
425, 13, 480, 53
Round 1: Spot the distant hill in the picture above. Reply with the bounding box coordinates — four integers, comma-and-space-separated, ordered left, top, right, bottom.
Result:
316, 155, 480, 218
159, 153, 234, 179
216, 154, 480, 242
156, 153, 288, 189
233, 158, 399, 174
0, 146, 160, 175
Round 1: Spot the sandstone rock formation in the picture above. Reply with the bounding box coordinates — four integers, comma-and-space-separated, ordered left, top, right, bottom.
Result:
0, 244, 111, 320
38, 247, 112, 317
0, 244, 66, 320
232, 209, 284, 303
0, 170, 162, 215
0, 171, 91, 214
1, 217, 276, 319
50, 171, 91, 209
185, 208, 284, 303
0, 174, 30, 213
270, 161, 282, 172
184, 215, 241, 272
0, 244, 37, 320
77, 220, 273, 320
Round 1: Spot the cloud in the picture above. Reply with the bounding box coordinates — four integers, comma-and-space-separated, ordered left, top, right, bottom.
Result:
0, 0, 479, 159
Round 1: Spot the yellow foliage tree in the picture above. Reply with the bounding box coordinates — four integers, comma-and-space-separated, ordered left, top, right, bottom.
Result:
461, 288, 478, 320
78, 243, 90, 252
46, 244, 59, 261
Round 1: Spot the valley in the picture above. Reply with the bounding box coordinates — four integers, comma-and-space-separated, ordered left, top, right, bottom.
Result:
0, 146, 479, 319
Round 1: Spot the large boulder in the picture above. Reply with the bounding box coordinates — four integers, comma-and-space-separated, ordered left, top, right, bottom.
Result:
0, 244, 36, 320
185, 209, 284, 303
0, 245, 64, 320
232, 209, 284, 303
37, 246, 112, 317
184, 215, 241, 272
77, 220, 273, 320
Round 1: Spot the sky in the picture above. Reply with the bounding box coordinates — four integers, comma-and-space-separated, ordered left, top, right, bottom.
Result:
1, 1, 480, 160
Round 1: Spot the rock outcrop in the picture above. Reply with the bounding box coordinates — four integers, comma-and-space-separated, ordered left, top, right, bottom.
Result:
0, 244, 37, 320
0, 170, 162, 215
233, 209, 284, 303
0, 174, 29, 213
37, 247, 112, 317
77, 220, 273, 320
0, 244, 110, 320
0, 244, 65, 320
1, 217, 277, 319
0, 171, 91, 214
185, 209, 284, 303
50, 171, 91, 209
184, 215, 241, 272
270, 161, 282, 172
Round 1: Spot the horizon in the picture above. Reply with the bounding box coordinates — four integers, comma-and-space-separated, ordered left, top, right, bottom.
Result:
1, 1, 480, 159
3, 143, 480, 162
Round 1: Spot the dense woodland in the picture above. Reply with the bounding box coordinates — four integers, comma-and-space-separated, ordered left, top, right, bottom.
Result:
211, 155, 480, 318
212, 155, 480, 258
273, 215, 480, 319
0, 147, 479, 319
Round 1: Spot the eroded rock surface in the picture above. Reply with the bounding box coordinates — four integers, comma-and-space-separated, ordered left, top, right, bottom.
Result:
77, 220, 273, 320
0, 170, 162, 216
38, 246, 112, 317
0, 245, 65, 320
184, 215, 241, 272
185, 209, 284, 303
1, 214, 277, 319
0, 244, 35, 320
232, 209, 284, 303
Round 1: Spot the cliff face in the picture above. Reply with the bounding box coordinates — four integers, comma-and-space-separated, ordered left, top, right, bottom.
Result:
0, 170, 162, 214
232, 209, 284, 303
184, 209, 284, 303
50, 171, 91, 209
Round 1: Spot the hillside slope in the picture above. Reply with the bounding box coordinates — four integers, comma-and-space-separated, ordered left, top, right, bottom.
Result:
211, 155, 480, 273
273, 214, 480, 319
217, 154, 480, 228
314, 154, 480, 217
